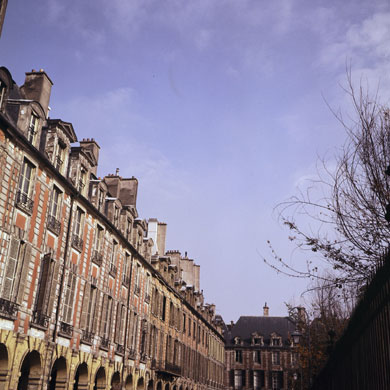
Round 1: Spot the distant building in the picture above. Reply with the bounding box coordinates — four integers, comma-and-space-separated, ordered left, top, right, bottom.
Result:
0, 0, 7, 37
224, 304, 298, 390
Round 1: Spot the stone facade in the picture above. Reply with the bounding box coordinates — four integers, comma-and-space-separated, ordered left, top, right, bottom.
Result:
224, 305, 298, 390
0, 66, 225, 390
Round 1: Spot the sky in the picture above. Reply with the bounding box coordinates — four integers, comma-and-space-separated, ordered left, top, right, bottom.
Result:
1, 0, 390, 322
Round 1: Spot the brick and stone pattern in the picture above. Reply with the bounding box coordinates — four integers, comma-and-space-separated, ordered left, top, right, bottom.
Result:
0, 67, 225, 390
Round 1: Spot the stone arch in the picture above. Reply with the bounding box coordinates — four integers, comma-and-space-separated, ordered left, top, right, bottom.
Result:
49, 357, 67, 390
73, 362, 88, 390
156, 381, 162, 390
147, 379, 154, 390
17, 350, 42, 390
94, 366, 106, 390
111, 371, 121, 390
137, 377, 145, 390
179, 386, 183, 390
0, 344, 8, 390
172, 385, 177, 390
164, 383, 170, 390
125, 374, 133, 390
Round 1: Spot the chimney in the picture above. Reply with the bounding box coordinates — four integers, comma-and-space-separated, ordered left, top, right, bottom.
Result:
157, 222, 167, 255
119, 177, 138, 206
20, 69, 53, 117
263, 302, 269, 317
80, 138, 100, 176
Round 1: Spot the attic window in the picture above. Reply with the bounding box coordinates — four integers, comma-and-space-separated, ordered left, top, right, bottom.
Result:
234, 337, 242, 345
28, 113, 39, 145
272, 337, 281, 346
254, 337, 262, 345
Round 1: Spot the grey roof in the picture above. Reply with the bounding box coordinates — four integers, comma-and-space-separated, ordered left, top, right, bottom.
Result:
225, 316, 296, 346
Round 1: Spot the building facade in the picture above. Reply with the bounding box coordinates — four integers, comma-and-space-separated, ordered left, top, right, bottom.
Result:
0, 66, 225, 390
224, 305, 297, 390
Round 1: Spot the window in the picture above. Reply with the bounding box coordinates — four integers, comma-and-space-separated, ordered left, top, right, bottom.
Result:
183, 314, 186, 332
272, 351, 280, 365
86, 285, 97, 332
95, 225, 103, 251
109, 240, 118, 276
126, 218, 132, 240
235, 350, 242, 363
98, 188, 105, 212
161, 295, 166, 321
145, 273, 150, 301
28, 113, 39, 144
35, 254, 57, 320
72, 207, 84, 251
271, 372, 282, 390
17, 158, 34, 199
56, 141, 66, 172
50, 186, 61, 219
291, 352, 298, 365
234, 370, 243, 389
78, 168, 86, 194
272, 338, 281, 346
2, 238, 31, 304
74, 207, 84, 237
48, 186, 62, 235
253, 350, 261, 364
114, 205, 120, 226
63, 272, 77, 324
254, 337, 262, 345
134, 263, 141, 294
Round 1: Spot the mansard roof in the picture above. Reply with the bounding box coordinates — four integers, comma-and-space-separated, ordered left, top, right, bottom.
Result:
226, 316, 295, 345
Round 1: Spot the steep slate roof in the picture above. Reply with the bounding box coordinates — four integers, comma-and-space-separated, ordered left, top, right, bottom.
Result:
226, 316, 295, 346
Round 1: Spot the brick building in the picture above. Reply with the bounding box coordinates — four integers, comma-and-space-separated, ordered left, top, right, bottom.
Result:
0, 66, 225, 390
224, 304, 298, 390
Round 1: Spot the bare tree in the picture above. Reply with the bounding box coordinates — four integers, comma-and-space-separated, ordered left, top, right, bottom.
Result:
265, 73, 390, 291
287, 278, 352, 389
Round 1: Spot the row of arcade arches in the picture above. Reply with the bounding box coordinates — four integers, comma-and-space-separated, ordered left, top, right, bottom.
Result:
0, 344, 196, 390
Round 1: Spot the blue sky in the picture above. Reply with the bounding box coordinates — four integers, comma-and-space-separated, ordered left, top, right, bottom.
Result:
1, 0, 390, 322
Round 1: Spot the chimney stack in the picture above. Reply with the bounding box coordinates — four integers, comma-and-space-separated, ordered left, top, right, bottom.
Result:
21, 69, 53, 117
263, 302, 269, 317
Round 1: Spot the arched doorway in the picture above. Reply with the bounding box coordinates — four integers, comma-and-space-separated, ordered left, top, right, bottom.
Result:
73, 363, 88, 390
156, 381, 162, 390
0, 344, 8, 390
125, 374, 133, 390
17, 351, 42, 390
111, 371, 121, 390
147, 379, 154, 390
137, 377, 144, 390
94, 367, 106, 390
49, 357, 67, 390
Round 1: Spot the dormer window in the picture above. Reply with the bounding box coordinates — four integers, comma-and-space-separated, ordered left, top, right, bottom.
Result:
114, 205, 120, 226
234, 337, 242, 345
98, 188, 105, 212
126, 218, 132, 240
272, 337, 281, 346
28, 113, 39, 145
56, 140, 66, 172
79, 168, 86, 194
